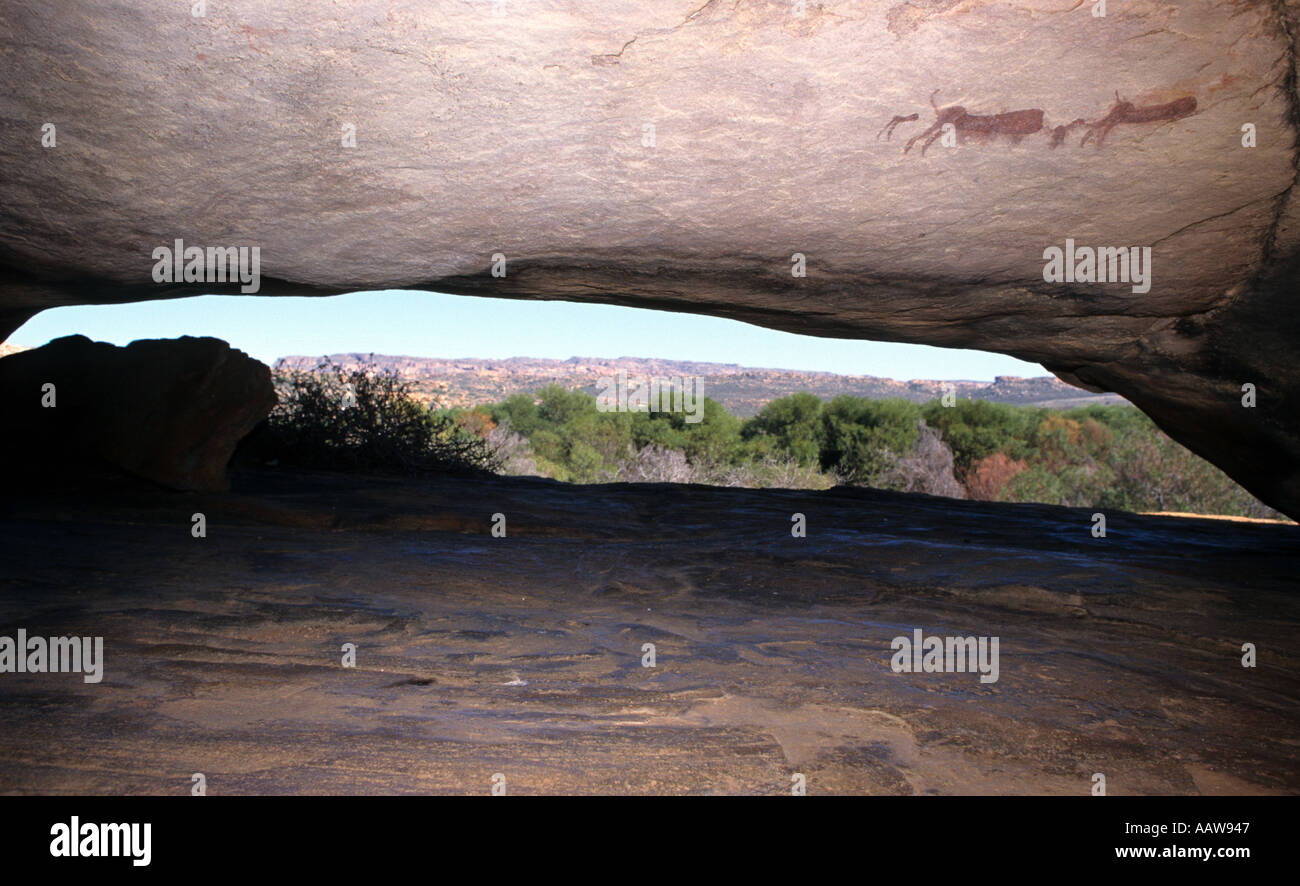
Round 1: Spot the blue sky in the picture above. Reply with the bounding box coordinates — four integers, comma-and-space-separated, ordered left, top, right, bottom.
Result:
8, 289, 1045, 381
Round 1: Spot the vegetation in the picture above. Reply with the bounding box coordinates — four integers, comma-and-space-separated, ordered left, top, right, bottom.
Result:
242, 360, 499, 475
247, 363, 1286, 520
473, 386, 1285, 519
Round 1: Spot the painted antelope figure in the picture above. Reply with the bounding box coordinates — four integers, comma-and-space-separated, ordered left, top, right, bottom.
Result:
1080, 92, 1198, 146
879, 90, 1044, 156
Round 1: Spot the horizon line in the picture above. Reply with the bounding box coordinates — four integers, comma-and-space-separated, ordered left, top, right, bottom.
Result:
271, 351, 1058, 385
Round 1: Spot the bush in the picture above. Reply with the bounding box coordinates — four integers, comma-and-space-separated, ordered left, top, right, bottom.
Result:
876, 420, 965, 498
820, 397, 922, 484
485, 418, 541, 476
742, 392, 825, 466
616, 444, 696, 484
722, 455, 836, 490
246, 359, 499, 475
612, 443, 835, 489
965, 452, 1028, 501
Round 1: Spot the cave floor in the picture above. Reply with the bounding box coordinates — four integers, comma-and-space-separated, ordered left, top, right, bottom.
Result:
0, 470, 1297, 795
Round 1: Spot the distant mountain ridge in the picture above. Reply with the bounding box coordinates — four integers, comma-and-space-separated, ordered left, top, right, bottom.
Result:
273, 353, 1129, 416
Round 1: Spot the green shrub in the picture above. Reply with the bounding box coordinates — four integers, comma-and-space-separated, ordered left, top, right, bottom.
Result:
819, 397, 922, 484
742, 392, 825, 466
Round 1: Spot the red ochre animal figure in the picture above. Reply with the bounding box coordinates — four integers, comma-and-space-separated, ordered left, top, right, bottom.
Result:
879, 90, 1044, 156
1049, 118, 1086, 148
881, 90, 1198, 153
1080, 92, 1197, 146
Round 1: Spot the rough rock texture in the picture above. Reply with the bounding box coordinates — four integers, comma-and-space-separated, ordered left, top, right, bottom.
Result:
0, 335, 275, 491
0, 470, 1295, 794
1, 1, 1298, 514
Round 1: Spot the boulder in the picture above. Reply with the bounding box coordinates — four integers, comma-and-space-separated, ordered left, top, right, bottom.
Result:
0, 335, 276, 492
0, 1, 1297, 515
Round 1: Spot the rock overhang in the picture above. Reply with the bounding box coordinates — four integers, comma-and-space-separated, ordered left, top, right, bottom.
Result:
0, 0, 1297, 516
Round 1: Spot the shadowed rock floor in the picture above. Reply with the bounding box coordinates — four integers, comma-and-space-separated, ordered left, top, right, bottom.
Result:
0, 471, 1296, 795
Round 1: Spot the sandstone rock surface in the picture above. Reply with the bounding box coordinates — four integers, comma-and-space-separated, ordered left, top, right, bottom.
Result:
1, 1, 1297, 513
1, 470, 1295, 794
0, 335, 275, 492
